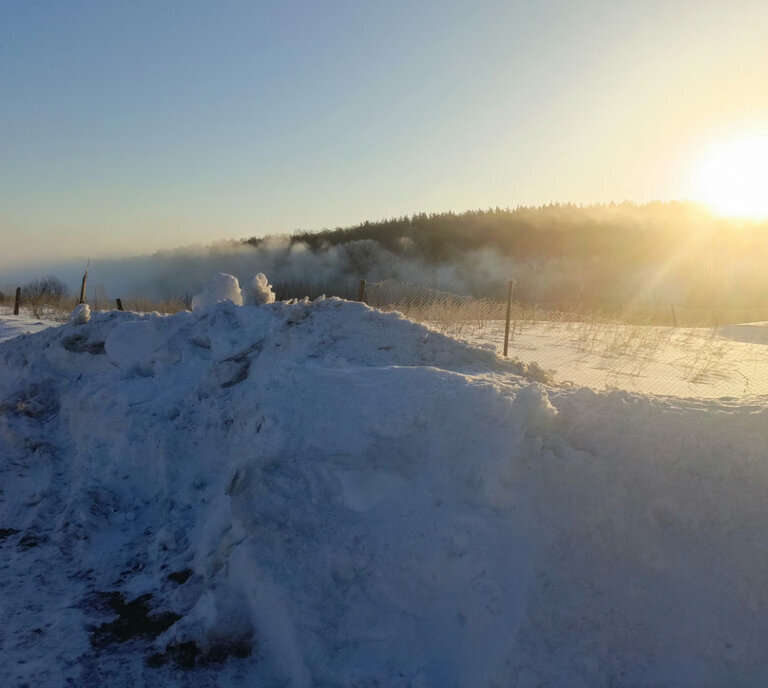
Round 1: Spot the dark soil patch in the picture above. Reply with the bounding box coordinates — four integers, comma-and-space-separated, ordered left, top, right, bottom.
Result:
18, 533, 48, 550
167, 568, 192, 585
147, 635, 253, 670
90, 592, 181, 649
61, 334, 106, 355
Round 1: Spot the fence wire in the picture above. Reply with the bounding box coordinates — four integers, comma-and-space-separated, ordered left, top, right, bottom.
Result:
365, 279, 506, 337
364, 279, 768, 399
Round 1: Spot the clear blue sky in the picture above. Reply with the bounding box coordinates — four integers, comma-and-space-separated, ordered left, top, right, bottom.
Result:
2, 0, 767, 266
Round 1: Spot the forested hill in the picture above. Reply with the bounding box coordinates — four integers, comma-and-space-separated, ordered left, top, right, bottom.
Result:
70, 202, 767, 307
10, 202, 763, 306
245, 202, 768, 265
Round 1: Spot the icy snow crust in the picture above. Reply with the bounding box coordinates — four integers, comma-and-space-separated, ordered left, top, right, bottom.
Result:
1, 298, 768, 687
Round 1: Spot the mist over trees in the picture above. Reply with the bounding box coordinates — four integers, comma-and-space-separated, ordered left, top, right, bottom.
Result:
249, 202, 726, 261
243, 202, 768, 308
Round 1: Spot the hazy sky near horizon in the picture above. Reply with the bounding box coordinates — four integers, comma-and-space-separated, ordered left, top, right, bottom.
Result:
2, 0, 767, 267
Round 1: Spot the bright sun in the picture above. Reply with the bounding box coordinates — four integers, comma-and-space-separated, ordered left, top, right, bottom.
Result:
691, 133, 768, 220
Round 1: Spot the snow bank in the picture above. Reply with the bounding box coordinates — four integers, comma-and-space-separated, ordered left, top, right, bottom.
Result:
1, 298, 767, 687
718, 320, 768, 345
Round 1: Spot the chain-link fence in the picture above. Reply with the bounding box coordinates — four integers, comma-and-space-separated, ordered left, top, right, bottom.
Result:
364, 279, 768, 399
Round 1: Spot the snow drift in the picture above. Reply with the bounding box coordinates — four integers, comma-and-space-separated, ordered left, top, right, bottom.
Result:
1, 298, 768, 687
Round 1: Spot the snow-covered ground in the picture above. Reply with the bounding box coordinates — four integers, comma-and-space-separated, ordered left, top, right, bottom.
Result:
0, 306, 57, 343
2, 298, 768, 686
447, 318, 768, 398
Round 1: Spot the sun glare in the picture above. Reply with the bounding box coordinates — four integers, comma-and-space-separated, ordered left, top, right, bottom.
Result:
691, 133, 768, 220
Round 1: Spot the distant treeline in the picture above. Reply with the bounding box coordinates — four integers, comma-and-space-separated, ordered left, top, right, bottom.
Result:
246, 202, 767, 263
244, 202, 768, 308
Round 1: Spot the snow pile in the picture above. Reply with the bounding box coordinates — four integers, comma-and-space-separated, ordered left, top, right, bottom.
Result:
1, 298, 768, 687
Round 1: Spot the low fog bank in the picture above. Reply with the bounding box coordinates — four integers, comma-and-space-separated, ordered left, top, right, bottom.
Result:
2, 238, 525, 304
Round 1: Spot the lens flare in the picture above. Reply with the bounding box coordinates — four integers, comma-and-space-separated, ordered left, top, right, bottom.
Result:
691, 133, 768, 220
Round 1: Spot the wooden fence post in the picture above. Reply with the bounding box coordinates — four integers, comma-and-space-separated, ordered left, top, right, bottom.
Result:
79, 270, 88, 305
357, 279, 366, 303
13, 286, 21, 316
503, 279, 516, 357
116, 298, 124, 311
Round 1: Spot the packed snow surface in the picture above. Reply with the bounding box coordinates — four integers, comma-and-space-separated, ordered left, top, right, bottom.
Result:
1, 298, 768, 687
0, 308, 55, 343
453, 318, 768, 397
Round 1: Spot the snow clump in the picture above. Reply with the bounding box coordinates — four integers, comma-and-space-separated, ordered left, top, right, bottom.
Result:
191, 272, 276, 311
191, 273, 244, 310
69, 302, 91, 325
241, 272, 276, 305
